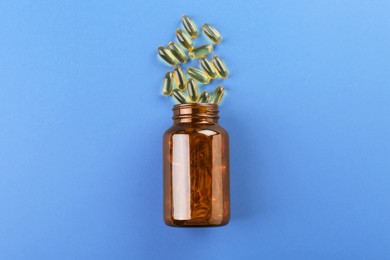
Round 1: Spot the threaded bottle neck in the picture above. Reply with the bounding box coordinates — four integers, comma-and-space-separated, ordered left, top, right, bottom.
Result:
172, 104, 219, 124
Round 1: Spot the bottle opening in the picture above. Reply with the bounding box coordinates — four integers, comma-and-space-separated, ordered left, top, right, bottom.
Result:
172, 104, 219, 123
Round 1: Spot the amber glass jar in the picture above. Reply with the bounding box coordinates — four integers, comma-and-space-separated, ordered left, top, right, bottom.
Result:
163, 104, 230, 227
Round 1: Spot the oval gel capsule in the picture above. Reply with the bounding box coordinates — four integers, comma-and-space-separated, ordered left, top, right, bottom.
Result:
158, 46, 179, 66
210, 85, 225, 105
200, 57, 218, 79
212, 55, 229, 78
176, 29, 194, 50
198, 90, 210, 103
186, 67, 210, 84
202, 23, 222, 44
172, 89, 191, 104
189, 44, 213, 59
174, 66, 187, 90
162, 71, 174, 96
187, 78, 199, 102
182, 15, 198, 38
168, 42, 188, 64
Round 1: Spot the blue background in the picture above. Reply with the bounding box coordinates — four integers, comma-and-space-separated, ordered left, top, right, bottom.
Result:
0, 0, 389, 259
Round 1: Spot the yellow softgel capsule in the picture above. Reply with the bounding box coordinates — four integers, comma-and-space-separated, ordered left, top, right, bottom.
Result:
202, 23, 222, 44
168, 42, 188, 64
182, 15, 198, 38
172, 89, 191, 104
157, 46, 179, 66
176, 29, 194, 50
162, 71, 174, 96
189, 44, 213, 59
186, 67, 210, 84
200, 57, 218, 79
174, 66, 187, 90
212, 55, 229, 78
198, 90, 210, 103
187, 78, 199, 102
210, 85, 225, 105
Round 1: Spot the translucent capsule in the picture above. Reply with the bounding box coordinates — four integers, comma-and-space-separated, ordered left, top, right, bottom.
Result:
202, 23, 222, 44
158, 46, 179, 66
212, 55, 229, 78
182, 15, 198, 38
176, 29, 194, 50
189, 44, 213, 59
186, 78, 199, 102
198, 90, 210, 103
200, 57, 218, 79
174, 66, 187, 90
210, 85, 225, 105
172, 89, 191, 104
168, 42, 187, 64
162, 71, 174, 96
186, 67, 210, 84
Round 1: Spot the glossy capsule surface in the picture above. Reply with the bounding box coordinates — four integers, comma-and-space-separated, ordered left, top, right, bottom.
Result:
182, 15, 198, 38
212, 55, 229, 78
202, 23, 222, 44
172, 89, 191, 104
198, 90, 210, 103
210, 85, 225, 104
174, 66, 187, 90
186, 67, 210, 84
189, 44, 213, 59
168, 42, 187, 64
162, 71, 174, 96
186, 78, 198, 102
176, 29, 194, 50
200, 57, 218, 79
158, 46, 179, 66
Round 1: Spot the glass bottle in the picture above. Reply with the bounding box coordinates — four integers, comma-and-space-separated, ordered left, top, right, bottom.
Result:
163, 104, 230, 227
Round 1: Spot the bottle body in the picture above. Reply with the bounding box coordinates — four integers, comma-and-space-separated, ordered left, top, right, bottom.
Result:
163, 104, 230, 227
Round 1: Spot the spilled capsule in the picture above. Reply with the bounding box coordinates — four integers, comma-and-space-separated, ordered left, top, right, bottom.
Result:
198, 90, 210, 103
212, 55, 229, 78
174, 66, 187, 90
210, 85, 225, 105
186, 78, 198, 102
186, 67, 210, 84
172, 89, 191, 104
182, 15, 198, 38
202, 23, 222, 44
200, 57, 218, 79
176, 29, 193, 50
189, 44, 213, 59
158, 46, 179, 66
162, 71, 174, 96
168, 42, 187, 64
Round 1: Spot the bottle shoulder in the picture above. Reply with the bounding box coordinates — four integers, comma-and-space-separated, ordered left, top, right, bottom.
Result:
164, 123, 228, 137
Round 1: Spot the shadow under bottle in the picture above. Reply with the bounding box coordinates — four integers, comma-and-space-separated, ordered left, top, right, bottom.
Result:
163, 104, 230, 227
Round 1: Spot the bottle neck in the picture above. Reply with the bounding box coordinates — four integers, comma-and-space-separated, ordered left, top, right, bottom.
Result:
172, 104, 219, 124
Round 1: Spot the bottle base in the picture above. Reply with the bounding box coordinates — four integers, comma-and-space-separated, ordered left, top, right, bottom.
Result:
164, 218, 229, 228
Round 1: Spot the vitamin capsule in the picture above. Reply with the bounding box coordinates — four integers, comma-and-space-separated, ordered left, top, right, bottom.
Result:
176, 29, 194, 50
186, 78, 198, 102
200, 57, 218, 79
182, 15, 198, 38
186, 67, 210, 84
198, 90, 210, 103
162, 71, 174, 96
212, 55, 229, 78
202, 23, 222, 44
168, 42, 188, 64
172, 89, 191, 104
174, 66, 187, 90
157, 46, 179, 66
189, 44, 213, 59
210, 85, 225, 105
